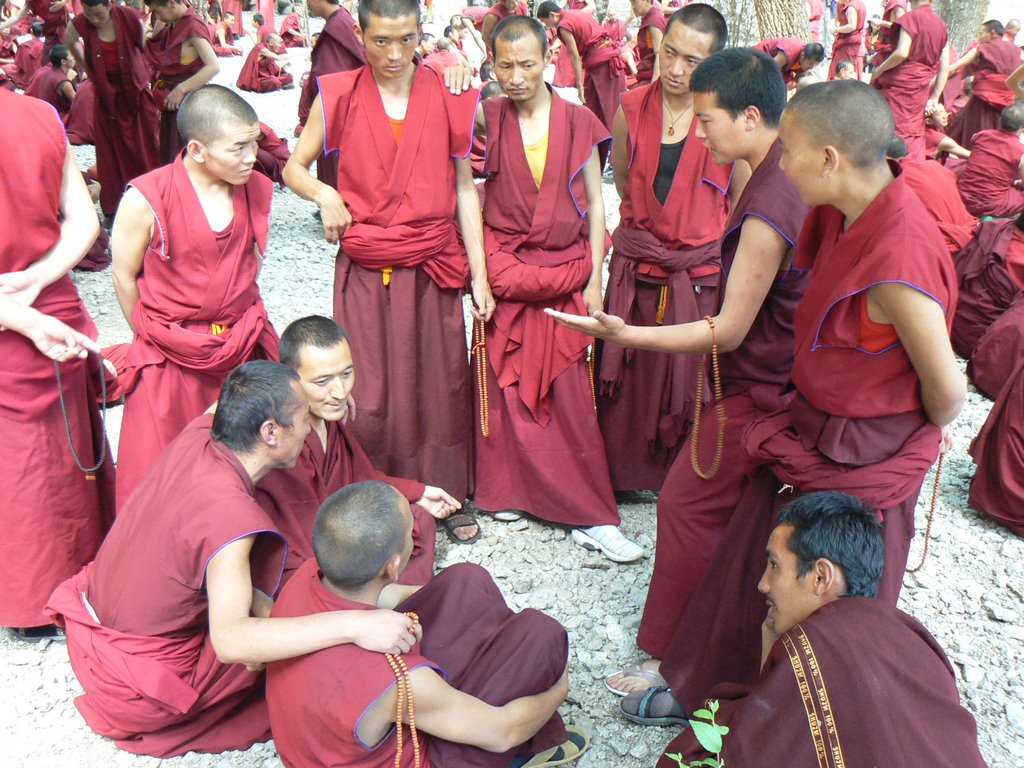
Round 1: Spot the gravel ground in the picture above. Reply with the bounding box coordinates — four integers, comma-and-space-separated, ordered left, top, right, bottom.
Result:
3, 23, 1022, 768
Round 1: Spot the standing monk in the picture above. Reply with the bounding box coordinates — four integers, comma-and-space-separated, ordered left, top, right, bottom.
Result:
630, 0, 666, 87
597, 5, 744, 492
0, 87, 113, 640
870, 0, 949, 161
145, 0, 219, 163
829, 0, 865, 79
284, 0, 493, 503
868, 0, 906, 69
110, 85, 279, 504
0, 0, 68, 61
480, 0, 528, 60
474, 15, 642, 562
65, 0, 160, 223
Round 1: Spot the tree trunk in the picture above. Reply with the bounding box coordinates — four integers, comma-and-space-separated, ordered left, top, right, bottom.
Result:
933, 0, 986, 53
752, 0, 810, 41
704, 0, 760, 47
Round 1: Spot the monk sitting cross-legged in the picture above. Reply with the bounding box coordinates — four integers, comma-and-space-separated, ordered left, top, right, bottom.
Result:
237, 32, 295, 92
267, 480, 590, 768
24, 43, 77, 119
956, 102, 1024, 219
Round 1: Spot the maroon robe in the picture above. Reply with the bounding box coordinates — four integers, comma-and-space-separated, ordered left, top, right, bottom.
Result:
237, 43, 293, 91
279, 11, 303, 47
956, 128, 1024, 218
829, 0, 865, 79
296, 5, 364, 188
4, 34, 42, 88
634, 3, 666, 86
212, 21, 241, 56
947, 38, 1022, 150
556, 9, 625, 135
24, 63, 72, 116
658, 599, 987, 768
0, 90, 113, 628
636, 140, 808, 657
46, 415, 286, 758
474, 91, 618, 526
254, 121, 291, 185
114, 158, 278, 505
482, 0, 529, 50
318, 65, 478, 500
64, 77, 96, 145
258, 0, 276, 38
873, 4, 948, 160
222, 0, 243, 37
870, 0, 906, 66
151, 8, 211, 163
268, 561, 568, 768
899, 157, 976, 257
599, 79, 731, 491
255, 420, 436, 586
807, 0, 823, 41
73, 5, 160, 217
969, 298, 1024, 399
26, 0, 68, 60
754, 37, 806, 86
660, 173, 957, 712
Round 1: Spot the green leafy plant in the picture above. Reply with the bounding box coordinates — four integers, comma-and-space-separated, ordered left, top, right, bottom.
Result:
663, 699, 730, 768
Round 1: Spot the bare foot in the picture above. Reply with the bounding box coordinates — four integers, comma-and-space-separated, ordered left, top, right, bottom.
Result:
605, 659, 667, 695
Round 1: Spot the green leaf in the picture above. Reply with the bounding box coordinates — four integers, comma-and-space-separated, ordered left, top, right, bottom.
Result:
700, 759, 720, 768
717, 725, 730, 736
690, 720, 724, 753
691, 708, 714, 721
662, 752, 686, 767
709, 699, 720, 714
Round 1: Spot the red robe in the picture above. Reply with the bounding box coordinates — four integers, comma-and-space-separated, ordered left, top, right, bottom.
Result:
807, 0, 823, 41
73, 5, 160, 217
482, 0, 529, 46
599, 79, 731, 491
754, 37, 806, 86
212, 21, 241, 56
268, 561, 568, 768
26, 0, 68, 60
634, 3, 666, 86
474, 91, 618, 526
969, 297, 1024, 399
46, 415, 286, 758
151, 8, 211, 163
956, 128, 1024, 218
237, 43, 293, 91
222, 0, 243, 37
660, 173, 956, 712
279, 11, 303, 47
873, 4, 948, 161
253, 121, 291, 185
254, 420, 436, 586
947, 38, 1022, 150
829, 0, 866, 79
64, 77, 95, 145
0, 90, 112, 628
658, 598, 987, 768
318, 65, 477, 500
115, 158, 278, 505
556, 9, 625, 135
899, 157, 975, 256
636, 140, 808, 658
3, 34, 42, 89
870, 0, 907, 66
24, 63, 72, 116
257, 0, 276, 38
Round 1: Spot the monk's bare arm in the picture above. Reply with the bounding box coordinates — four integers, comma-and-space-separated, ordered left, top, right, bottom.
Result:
935, 135, 970, 159
834, 7, 858, 35
610, 106, 629, 197
216, 26, 229, 46
947, 45, 977, 75
0, 4, 29, 33
59, 79, 76, 103
0, 295, 99, 361
582, 149, 605, 313
928, 43, 949, 103
206, 537, 421, 666
560, 29, 585, 104
376, 583, 421, 610
728, 160, 752, 209
165, 36, 220, 110
111, 187, 154, 329
283, 94, 352, 242
1009, 64, 1024, 102
870, 29, 910, 81
867, 282, 965, 427
650, 27, 663, 81
455, 157, 494, 321
64, 23, 88, 75
481, 14, 497, 57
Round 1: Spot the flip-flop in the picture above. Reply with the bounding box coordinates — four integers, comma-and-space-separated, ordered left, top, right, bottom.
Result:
515, 725, 591, 767
492, 509, 524, 522
604, 662, 669, 696
440, 511, 481, 545
620, 686, 688, 727
11, 625, 65, 643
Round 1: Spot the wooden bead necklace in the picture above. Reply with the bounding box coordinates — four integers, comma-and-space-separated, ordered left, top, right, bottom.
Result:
690, 316, 726, 480
385, 612, 422, 768
588, 346, 597, 411
472, 319, 490, 436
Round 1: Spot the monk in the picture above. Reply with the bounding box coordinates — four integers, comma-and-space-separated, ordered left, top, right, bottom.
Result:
0, 87, 112, 641
252, 121, 291, 185
947, 20, 1023, 151
619, 81, 964, 721
867, 0, 906, 69
870, 0, 949, 161
295, 0, 364, 191
956, 103, 1024, 219
550, 47, 807, 692
145, 0, 219, 163
471, 16, 641, 562
595, 4, 746, 493
237, 32, 294, 92
266, 480, 590, 768
829, 0, 865, 79
422, 36, 464, 73
1, 20, 43, 88
0, 0, 67, 61
65, 0, 160, 221
283, 0, 493, 503
629, 0, 666, 87
656, 492, 988, 767
754, 37, 824, 88
833, 58, 856, 79
279, 7, 304, 47
47, 362, 425, 758
110, 85, 279, 504
256, 315, 476, 587
24, 43, 76, 118
481, 0, 528, 59
537, 1, 625, 139
211, 10, 242, 56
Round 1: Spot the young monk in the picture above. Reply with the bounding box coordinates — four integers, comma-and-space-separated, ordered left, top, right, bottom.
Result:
237, 32, 294, 92
829, 0, 865, 79
212, 10, 242, 56
256, 315, 474, 586
283, 0, 493, 503
594, 5, 747, 492
471, 15, 641, 562
0, 86, 112, 641
629, 0, 666, 87
481, 0, 528, 58
145, 0, 219, 163
24, 43, 76, 118
65, 0, 160, 222
956, 102, 1024, 218
267, 480, 590, 768
869, 0, 949, 161
754, 37, 824, 88
550, 46, 807, 693
279, 6, 304, 47
47, 362, 424, 758
110, 85, 279, 504
253, 122, 291, 185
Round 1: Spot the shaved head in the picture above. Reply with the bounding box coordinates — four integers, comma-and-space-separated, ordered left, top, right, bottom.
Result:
492, 14, 547, 57
784, 80, 893, 170
357, 0, 420, 30
177, 84, 259, 144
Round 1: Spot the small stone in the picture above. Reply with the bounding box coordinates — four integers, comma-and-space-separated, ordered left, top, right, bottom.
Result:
580, 560, 611, 570
1006, 701, 1024, 734
510, 518, 529, 532
987, 604, 1017, 623
962, 663, 984, 684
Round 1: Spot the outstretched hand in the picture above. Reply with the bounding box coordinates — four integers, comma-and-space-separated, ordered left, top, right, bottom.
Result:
350, 609, 423, 654
29, 314, 99, 362
544, 307, 626, 341
415, 486, 462, 518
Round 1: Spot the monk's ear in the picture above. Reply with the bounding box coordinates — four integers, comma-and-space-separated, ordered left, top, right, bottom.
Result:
811, 557, 845, 597
186, 138, 207, 164
260, 418, 278, 447
822, 145, 841, 176
742, 105, 761, 131
354, 23, 364, 47
382, 552, 402, 583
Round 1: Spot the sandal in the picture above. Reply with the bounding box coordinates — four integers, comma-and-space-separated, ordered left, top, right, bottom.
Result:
492, 509, 524, 522
440, 511, 481, 545
620, 686, 688, 727
514, 725, 591, 767
11, 625, 65, 643
604, 661, 668, 696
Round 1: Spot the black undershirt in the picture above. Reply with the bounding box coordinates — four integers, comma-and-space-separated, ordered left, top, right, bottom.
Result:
653, 139, 685, 205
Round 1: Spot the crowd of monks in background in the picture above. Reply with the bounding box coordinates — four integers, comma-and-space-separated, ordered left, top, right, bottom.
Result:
1, 0, 1023, 765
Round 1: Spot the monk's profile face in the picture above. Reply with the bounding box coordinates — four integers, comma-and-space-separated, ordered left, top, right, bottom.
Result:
268, 35, 285, 52
295, 340, 356, 424
777, 111, 829, 207
274, 383, 313, 469
189, 120, 261, 186
149, 1, 186, 25
82, 2, 112, 27
659, 22, 715, 98
395, 497, 416, 575
693, 91, 748, 165
494, 35, 548, 104
757, 525, 823, 636
500, 0, 519, 10
356, 13, 419, 81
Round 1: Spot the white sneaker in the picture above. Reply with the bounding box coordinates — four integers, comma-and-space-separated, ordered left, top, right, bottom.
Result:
572, 525, 644, 563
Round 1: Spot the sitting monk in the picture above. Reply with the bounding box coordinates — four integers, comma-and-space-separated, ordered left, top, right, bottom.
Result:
253, 121, 292, 186
237, 33, 294, 92
753, 37, 825, 88
24, 43, 76, 119
47, 362, 425, 758
656, 492, 988, 767
956, 102, 1024, 218
256, 316, 475, 587
266, 480, 590, 768
279, 6, 305, 47
1, 20, 44, 89
212, 10, 243, 55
